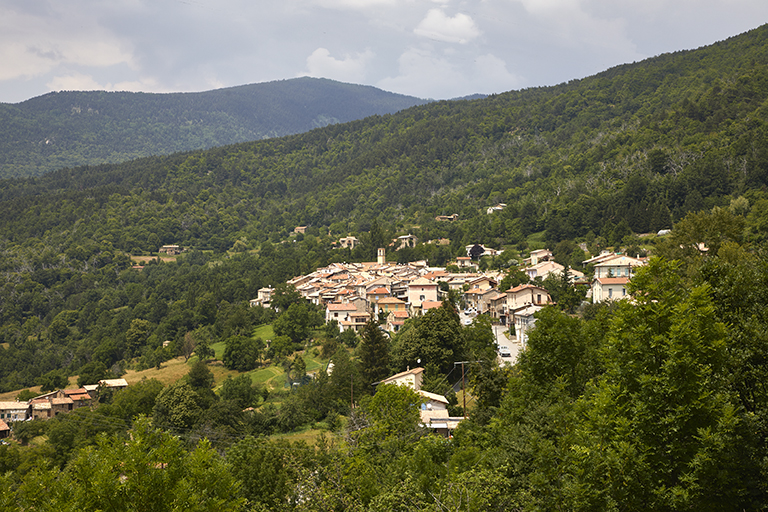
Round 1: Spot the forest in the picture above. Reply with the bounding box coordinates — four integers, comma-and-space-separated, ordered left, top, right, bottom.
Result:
1, 23, 768, 511
0, 77, 427, 178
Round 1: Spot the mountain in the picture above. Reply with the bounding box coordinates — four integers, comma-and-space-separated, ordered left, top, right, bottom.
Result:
0, 24, 767, 378
3, 24, 768, 254
0, 77, 429, 178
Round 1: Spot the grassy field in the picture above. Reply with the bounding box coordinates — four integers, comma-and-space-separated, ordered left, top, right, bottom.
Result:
526, 230, 547, 250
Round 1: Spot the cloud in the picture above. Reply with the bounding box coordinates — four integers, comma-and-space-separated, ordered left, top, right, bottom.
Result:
377, 46, 519, 99
0, 5, 133, 82
414, 9, 481, 44
46, 72, 175, 94
304, 47, 374, 83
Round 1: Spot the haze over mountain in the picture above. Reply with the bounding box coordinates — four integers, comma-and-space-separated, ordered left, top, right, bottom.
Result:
0, 77, 428, 178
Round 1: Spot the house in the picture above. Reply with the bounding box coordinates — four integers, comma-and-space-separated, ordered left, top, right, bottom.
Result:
339, 236, 359, 250
435, 214, 459, 222
386, 310, 409, 332
486, 203, 506, 214
407, 277, 439, 309
525, 249, 552, 265
98, 379, 128, 391
30, 399, 52, 420
61, 388, 93, 409
592, 277, 631, 303
394, 234, 418, 250
293, 226, 307, 235
455, 257, 476, 270
375, 367, 424, 390
343, 311, 371, 333
249, 286, 275, 308
377, 296, 407, 315
0, 402, 28, 423
366, 286, 391, 309
468, 275, 498, 291
486, 291, 508, 322
592, 254, 646, 279
158, 245, 182, 255
325, 302, 358, 324
463, 287, 485, 310
512, 304, 545, 348
506, 284, 552, 308
524, 260, 584, 281
418, 390, 464, 437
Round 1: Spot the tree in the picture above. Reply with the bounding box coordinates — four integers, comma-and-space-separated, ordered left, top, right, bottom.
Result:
358, 320, 390, 387
77, 361, 108, 387
498, 267, 528, 292
187, 360, 217, 408
181, 332, 196, 362
222, 335, 263, 372
38, 369, 69, 392
153, 381, 203, 432
390, 302, 463, 373
219, 375, 261, 409
565, 259, 749, 509
273, 301, 317, 344
17, 418, 246, 511
125, 318, 152, 358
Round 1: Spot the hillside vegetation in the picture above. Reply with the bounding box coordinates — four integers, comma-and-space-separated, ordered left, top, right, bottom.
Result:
0, 77, 428, 178
2, 24, 768, 511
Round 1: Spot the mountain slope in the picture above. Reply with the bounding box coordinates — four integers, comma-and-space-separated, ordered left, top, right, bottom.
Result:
2, 25, 768, 254
0, 77, 428, 178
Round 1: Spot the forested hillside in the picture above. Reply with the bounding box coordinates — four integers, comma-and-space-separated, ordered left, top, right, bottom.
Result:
0, 77, 428, 178
2, 24, 768, 511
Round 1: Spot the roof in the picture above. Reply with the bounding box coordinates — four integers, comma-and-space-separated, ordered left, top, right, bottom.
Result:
391, 310, 409, 318
0, 401, 27, 410
594, 277, 631, 285
421, 301, 442, 311
378, 297, 406, 304
0, 420, 9, 431
418, 390, 449, 404
508, 283, 548, 293
99, 379, 128, 388
409, 277, 437, 286
327, 303, 358, 311
376, 367, 425, 385
51, 397, 74, 405
368, 287, 390, 295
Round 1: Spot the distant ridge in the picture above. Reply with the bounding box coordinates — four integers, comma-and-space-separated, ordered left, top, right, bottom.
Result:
0, 77, 429, 178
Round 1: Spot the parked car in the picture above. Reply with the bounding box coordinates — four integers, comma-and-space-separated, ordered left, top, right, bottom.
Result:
499, 346, 512, 358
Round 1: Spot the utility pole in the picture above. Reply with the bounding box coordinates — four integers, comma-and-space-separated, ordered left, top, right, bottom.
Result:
454, 360, 481, 418
461, 361, 466, 418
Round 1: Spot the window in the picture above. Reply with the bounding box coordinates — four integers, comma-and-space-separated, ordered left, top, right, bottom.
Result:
609, 288, 613, 298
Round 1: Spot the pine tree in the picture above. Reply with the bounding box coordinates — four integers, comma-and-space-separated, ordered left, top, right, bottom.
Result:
358, 320, 390, 386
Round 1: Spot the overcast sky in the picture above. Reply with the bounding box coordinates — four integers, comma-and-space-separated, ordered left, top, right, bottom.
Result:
1, 1, 767, 104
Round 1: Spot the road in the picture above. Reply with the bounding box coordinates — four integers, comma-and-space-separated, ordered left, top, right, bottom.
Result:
493, 324, 522, 365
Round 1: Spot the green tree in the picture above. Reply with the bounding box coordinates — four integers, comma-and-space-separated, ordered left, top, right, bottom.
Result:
125, 318, 153, 358
77, 361, 108, 387
38, 369, 69, 393
566, 259, 747, 509
358, 320, 390, 387
222, 335, 263, 372
153, 381, 203, 432
18, 418, 245, 511
219, 375, 261, 409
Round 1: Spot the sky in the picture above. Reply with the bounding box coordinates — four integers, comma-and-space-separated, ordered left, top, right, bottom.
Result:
1, 0, 768, 104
